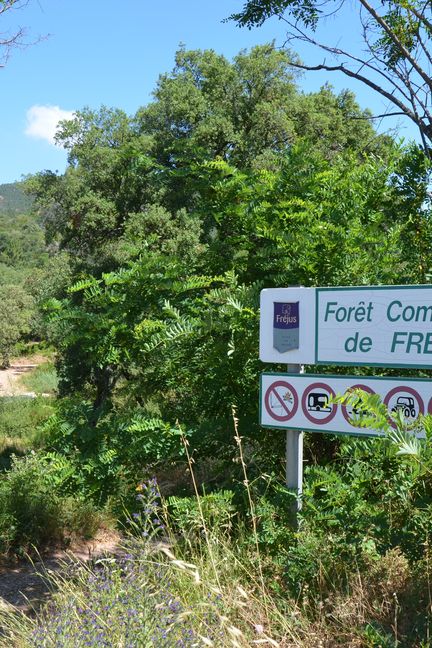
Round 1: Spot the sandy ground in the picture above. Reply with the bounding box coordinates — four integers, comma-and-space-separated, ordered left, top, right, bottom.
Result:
0, 355, 49, 397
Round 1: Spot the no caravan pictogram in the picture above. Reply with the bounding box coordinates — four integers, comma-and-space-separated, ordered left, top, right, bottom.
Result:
301, 382, 337, 425
264, 380, 299, 422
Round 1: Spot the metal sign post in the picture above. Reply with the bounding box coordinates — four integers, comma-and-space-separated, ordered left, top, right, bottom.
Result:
286, 363, 303, 514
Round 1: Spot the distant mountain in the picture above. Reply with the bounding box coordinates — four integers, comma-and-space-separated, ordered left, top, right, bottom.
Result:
0, 183, 33, 214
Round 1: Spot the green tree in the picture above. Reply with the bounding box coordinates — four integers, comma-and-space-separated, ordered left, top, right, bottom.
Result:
27, 45, 389, 271
230, 0, 432, 153
43, 144, 432, 443
0, 284, 34, 367
26, 45, 432, 485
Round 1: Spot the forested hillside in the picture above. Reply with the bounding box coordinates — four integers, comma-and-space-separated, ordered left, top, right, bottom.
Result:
1, 44, 432, 647
0, 184, 48, 367
0, 183, 33, 214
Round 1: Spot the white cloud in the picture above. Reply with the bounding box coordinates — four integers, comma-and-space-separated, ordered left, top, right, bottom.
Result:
25, 105, 75, 146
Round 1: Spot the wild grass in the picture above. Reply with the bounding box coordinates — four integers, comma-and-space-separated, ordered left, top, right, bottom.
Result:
1, 415, 432, 646
19, 362, 58, 396
0, 478, 300, 648
3, 509, 429, 647
0, 397, 55, 470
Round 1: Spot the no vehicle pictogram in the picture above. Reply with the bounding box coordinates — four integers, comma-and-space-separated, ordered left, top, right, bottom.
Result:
384, 385, 424, 427
264, 380, 299, 422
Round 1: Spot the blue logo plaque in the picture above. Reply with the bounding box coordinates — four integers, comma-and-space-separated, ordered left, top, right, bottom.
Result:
273, 302, 299, 353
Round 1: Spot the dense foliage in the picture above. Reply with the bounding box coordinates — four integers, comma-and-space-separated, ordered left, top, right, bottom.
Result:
1, 42, 432, 647
0, 185, 48, 365
230, 0, 432, 153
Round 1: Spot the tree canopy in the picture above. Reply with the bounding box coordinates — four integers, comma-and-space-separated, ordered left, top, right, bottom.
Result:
230, 0, 432, 154
27, 45, 391, 271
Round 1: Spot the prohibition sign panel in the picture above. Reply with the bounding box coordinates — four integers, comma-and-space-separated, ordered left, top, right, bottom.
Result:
264, 380, 299, 422
260, 373, 430, 438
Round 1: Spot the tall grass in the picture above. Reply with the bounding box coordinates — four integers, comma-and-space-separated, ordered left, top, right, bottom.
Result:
19, 362, 58, 396
1, 415, 432, 646
0, 397, 55, 470
0, 478, 299, 647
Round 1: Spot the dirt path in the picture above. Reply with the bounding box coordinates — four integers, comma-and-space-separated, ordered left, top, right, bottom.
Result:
0, 357, 121, 622
0, 531, 121, 614
0, 355, 49, 397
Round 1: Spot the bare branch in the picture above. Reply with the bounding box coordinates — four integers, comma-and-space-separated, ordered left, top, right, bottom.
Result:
348, 111, 408, 119
408, 3, 432, 34
358, 0, 432, 92
282, 16, 413, 103
416, 29, 432, 67
289, 61, 420, 124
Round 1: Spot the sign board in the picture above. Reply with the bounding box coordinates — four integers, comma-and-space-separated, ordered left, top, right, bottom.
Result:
260, 373, 431, 437
260, 285, 432, 369
317, 286, 432, 368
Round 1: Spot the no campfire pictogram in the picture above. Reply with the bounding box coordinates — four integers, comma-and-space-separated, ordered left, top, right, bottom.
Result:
264, 380, 299, 422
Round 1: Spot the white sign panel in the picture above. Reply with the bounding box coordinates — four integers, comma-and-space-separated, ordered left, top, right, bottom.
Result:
260, 285, 432, 369
260, 287, 316, 364
317, 286, 432, 369
260, 373, 431, 437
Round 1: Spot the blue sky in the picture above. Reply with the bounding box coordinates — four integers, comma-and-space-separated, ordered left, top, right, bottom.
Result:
0, 0, 419, 184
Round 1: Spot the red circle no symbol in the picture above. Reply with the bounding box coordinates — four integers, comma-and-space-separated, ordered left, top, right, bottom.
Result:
342, 384, 375, 426
264, 381, 299, 422
384, 386, 424, 428
301, 382, 337, 425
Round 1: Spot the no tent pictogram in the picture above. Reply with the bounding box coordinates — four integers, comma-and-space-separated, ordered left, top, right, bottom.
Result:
341, 384, 375, 427
301, 382, 337, 425
384, 385, 424, 426
264, 380, 299, 422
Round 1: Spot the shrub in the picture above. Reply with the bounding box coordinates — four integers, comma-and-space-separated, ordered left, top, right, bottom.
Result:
168, 489, 236, 539
0, 453, 101, 556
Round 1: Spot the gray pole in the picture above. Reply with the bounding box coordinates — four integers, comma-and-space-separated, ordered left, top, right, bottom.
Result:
286, 363, 303, 513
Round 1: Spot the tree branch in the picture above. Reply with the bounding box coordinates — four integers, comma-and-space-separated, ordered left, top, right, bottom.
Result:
348, 111, 408, 119
282, 16, 414, 105
289, 61, 419, 124
358, 0, 432, 92
408, 3, 432, 35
